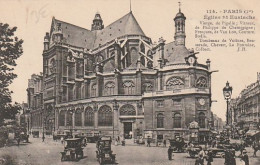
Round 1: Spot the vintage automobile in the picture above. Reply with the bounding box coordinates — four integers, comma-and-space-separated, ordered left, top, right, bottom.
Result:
169, 137, 187, 152
96, 136, 116, 164
60, 138, 84, 161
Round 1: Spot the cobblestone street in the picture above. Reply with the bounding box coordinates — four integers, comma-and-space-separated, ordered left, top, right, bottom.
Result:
1, 137, 260, 165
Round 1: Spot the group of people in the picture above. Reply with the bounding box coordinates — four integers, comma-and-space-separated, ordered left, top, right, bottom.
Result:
194, 147, 213, 165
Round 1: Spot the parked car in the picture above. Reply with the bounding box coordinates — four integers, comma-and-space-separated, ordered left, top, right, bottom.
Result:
96, 136, 116, 164
60, 138, 84, 161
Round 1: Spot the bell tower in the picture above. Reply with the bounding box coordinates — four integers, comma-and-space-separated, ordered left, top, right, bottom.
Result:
174, 2, 186, 46
91, 12, 104, 31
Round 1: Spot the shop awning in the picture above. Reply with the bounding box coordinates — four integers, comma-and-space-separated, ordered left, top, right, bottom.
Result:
246, 130, 260, 136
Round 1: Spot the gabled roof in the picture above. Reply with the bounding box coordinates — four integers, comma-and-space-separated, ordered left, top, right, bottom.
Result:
164, 42, 190, 65
50, 12, 146, 50
93, 12, 145, 48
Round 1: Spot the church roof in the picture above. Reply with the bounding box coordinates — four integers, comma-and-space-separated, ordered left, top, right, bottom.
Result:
51, 12, 145, 50
53, 18, 95, 49
164, 41, 190, 65
93, 12, 145, 48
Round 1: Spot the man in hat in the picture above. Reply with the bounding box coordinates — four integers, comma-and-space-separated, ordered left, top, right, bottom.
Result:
168, 146, 174, 160
240, 149, 249, 165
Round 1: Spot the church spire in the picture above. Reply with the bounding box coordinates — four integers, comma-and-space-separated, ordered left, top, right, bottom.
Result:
91, 12, 104, 31
174, 2, 186, 46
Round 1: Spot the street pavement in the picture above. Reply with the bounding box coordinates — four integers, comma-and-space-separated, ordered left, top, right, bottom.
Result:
0, 137, 260, 165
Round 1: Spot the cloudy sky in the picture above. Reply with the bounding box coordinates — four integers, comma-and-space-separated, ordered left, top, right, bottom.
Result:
0, 0, 259, 121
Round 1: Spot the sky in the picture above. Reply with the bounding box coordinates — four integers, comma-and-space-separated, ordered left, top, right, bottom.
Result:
0, 0, 259, 121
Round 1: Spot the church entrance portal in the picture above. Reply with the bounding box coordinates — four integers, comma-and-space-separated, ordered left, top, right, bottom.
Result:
124, 122, 132, 139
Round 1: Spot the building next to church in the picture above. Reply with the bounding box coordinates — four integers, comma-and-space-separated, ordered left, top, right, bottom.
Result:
27, 6, 214, 142
234, 73, 260, 130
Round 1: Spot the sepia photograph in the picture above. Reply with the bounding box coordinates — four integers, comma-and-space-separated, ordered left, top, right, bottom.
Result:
0, 0, 259, 164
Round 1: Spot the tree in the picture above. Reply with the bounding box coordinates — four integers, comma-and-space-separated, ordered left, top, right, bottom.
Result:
0, 23, 23, 126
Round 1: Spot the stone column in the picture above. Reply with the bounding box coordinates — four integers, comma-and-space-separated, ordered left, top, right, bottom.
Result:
94, 104, 98, 129
82, 108, 85, 127
64, 111, 67, 126
136, 70, 142, 95
114, 43, 121, 70
72, 111, 75, 129
114, 71, 120, 95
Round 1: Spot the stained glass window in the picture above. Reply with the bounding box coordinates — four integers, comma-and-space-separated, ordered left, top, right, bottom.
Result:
98, 105, 112, 126
85, 107, 94, 126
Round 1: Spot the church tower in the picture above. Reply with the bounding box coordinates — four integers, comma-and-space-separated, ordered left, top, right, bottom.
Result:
91, 12, 104, 31
174, 3, 186, 45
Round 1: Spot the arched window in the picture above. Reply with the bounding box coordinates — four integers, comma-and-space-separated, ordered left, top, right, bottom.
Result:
98, 105, 112, 126
76, 83, 81, 100
123, 81, 135, 95
143, 82, 153, 93
166, 77, 184, 90
91, 83, 96, 97
95, 54, 103, 63
66, 110, 73, 126
147, 50, 153, 58
196, 77, 207, 88
140, 43, 145, 54
75, 108, 82, 126
119, 104, 136, 116
198, 112, 206, 128
147, 61, 153, 69
173, 113, 181, 128
85, 107, 94, 126
59, 110, 66, 126
140, 56, 145, 66
49, 58, 56, 74
157, 113, 164, 128
104, 81, 115, 96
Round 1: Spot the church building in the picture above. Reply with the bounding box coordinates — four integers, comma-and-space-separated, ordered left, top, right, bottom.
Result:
28, 6, 213, 141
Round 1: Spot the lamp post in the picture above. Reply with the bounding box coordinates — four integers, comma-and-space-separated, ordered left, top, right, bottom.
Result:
223, 81, 232, 137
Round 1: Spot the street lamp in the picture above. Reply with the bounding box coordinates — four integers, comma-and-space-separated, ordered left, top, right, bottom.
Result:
223, 81, 233, 126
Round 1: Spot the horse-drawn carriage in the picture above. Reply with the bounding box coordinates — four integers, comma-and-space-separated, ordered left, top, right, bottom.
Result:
169, 137, 186, 152
96, 136, 116, 164
60, 138, 84, 161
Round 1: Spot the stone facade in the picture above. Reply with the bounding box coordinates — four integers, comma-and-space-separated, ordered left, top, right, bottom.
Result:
26, 73, 44, 134
235, 73, 260, 130
27, 8, 213, 141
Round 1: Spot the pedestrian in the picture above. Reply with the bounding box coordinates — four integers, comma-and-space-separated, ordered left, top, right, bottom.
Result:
42, 135, 45, 142
163, 139, 166, 147
240, 149, 249, 165
195, 154, 204, 165
198, 147, 206, 158
168, 146, 174, 160
252, 140, 258, 157
230, 150, 236, 165
224, 149, 231, 165
206, 150, 213, 165
4, 139, 8, 148
17, 137, 20, 147
240, 142, 245, 155
61, 136, 64, 144
147, 138, 151, 147
129, 131, 133, 139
